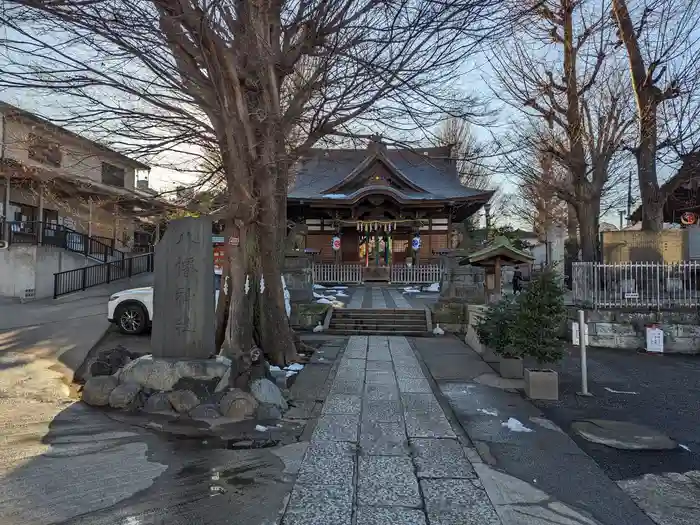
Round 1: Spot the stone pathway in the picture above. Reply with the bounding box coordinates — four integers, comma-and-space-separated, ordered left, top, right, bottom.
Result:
387, 288, 412, 309
369, 287, 387, 308
281, 335, 501, 525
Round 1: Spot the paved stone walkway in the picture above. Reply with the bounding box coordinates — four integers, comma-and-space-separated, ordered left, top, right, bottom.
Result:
338, 286, 438, 309
281, 335, 501, 525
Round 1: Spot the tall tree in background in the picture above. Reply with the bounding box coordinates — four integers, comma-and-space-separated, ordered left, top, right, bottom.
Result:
611, 0, 700, 230
0, 0, 512, 377
436, 117, 493, 190
511, 144, 569, 240
493, 0, 632, 261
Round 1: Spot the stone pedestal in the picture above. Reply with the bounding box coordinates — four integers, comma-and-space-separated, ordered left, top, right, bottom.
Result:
151, 217, 215, 359
283, 253, 313, 303
439, 257, 485, 303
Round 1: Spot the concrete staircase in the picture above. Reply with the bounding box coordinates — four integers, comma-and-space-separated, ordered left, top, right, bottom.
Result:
327, 308, 429, 336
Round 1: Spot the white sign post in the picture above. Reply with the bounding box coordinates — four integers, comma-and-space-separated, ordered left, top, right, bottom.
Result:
645, 325, 664, 353
576, 309, 592, 397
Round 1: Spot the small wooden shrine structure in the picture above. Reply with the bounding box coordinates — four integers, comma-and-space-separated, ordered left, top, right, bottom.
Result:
461, 236, 534, 301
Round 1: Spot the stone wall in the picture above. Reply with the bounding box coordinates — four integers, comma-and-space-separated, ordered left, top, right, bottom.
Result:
568, 308, 700, 354
290, 303, 330, 330
0, 244, 88, 299
464, 304, 489, 355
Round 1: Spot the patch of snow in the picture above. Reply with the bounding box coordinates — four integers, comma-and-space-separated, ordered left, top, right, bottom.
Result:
269, 365, 282, 372
317, 298, 333, 304
336, 292, 349, 297
424, 282, 440, 292
324, 193, 348, 199
433, 324, 445, 336
285, 371, 297, 378
260, 276, 265, 293
223, 275, 229, 296
215, 355, 232, 367
313, 291, 324, 298
403, 287, 420, 294
245, 275, 250, 295
477, 408, 499, 416
313, 284, 326, 290
679, 444, 691, 451
502, 417, 533, 433
255, 425, 268, 432
285, 363, 304, 371
323, 295, 336, 300
313, 322, 324, 333
604, 387, 639, 395
331, 286, 348, 290
281, 275, 291, 318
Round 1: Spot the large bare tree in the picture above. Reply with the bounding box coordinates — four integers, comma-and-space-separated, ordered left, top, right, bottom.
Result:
611, 0, 700, 230
0, 0, 512, 378
492, 0, 632, 261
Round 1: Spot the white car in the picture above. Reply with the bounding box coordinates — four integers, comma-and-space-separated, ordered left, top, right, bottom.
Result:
108, 270, 222, 335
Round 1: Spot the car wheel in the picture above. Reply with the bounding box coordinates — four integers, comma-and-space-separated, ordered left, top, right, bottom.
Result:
116, 303, 148, 335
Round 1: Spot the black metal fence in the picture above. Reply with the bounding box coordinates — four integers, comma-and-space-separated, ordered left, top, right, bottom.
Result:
53, 252, 154, 298
0, 220, 126, 263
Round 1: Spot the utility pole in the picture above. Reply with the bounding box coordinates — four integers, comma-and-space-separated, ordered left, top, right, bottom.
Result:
626, 171, 633, 224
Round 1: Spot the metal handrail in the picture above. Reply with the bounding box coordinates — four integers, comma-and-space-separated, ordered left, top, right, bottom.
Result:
0, 220, 127, 263
53, 252, 154, 298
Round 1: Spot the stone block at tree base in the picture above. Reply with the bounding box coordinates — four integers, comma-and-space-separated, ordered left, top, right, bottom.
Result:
250, 378, 288, 411
219, 389, 258, 421
189, 404, 222, 420
119, 356, 228, 391
108, 383, 142, 409
143, 392, 176, 415
82, 376, 118, 406
168, 390, 201, 413
524, 368, 558, 401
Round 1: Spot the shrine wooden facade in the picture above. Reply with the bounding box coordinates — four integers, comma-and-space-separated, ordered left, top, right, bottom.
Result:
287, 141, 493, 280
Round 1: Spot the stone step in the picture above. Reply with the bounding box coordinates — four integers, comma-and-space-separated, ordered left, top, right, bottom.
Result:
330, 318, 424, 327
334, 309, 424, 318
329, 321, 428, 331
324, 329, 430, 336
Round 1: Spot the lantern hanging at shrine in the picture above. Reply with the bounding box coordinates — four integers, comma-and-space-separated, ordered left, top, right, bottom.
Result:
411, 234, 421, 251
681, 212, 697, 226
331, 235, 341, 251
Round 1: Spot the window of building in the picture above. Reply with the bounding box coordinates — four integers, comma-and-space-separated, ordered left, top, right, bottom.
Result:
27, 133, 62, 167
101, 162, 126, 187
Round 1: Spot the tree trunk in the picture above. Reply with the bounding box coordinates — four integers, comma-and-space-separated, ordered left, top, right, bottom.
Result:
576, 199, 600, 262
611, 0, 664, 231
637, 92, 664, 231
565, 204, 579, 258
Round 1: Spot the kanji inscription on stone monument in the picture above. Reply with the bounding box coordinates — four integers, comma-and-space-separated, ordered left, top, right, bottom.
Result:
151, 216, 215, 358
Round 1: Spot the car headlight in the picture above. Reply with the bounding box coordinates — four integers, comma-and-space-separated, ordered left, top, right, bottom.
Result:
109, 294, 121, 302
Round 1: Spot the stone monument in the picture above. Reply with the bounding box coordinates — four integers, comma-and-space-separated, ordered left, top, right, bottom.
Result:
151, 217, 215, 359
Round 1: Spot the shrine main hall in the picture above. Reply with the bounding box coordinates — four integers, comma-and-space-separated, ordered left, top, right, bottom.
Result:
287, 140, 493, 281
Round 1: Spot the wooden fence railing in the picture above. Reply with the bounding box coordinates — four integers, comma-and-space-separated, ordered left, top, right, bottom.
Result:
312, 263, 442, 284
313, 263, 364, 284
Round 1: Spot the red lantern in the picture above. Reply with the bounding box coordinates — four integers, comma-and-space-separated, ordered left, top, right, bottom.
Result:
681, 212, 697, 226
331, 236, 341, 251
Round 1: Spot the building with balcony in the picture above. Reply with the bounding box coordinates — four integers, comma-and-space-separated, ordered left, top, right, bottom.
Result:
0, 101, 175, 299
